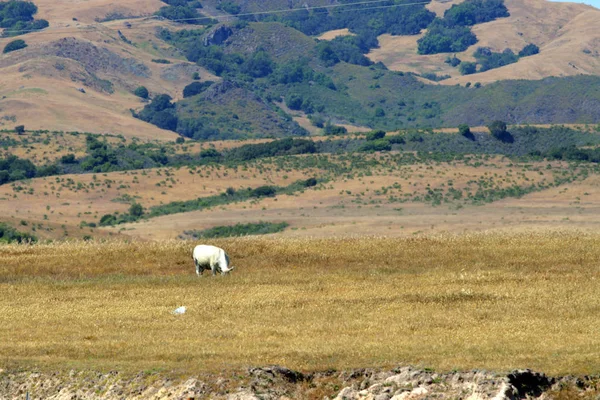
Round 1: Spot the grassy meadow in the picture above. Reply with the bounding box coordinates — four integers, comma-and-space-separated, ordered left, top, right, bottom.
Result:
2, 233, 599, 376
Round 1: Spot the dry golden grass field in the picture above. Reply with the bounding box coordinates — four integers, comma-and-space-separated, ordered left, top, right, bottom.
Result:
1, 233, 599, 376
4, 141, 600, 241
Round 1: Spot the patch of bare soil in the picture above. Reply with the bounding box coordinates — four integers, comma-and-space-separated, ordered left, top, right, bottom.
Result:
317, 28, 355, 40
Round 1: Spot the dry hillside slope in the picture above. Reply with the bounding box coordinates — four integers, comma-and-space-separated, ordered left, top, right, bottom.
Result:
0, 0, 220, 139
368, 0, 600, 84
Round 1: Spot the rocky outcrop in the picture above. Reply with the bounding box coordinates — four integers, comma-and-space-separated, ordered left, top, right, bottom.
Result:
0, 366, 596, 400
203, 25, 233, 46
331, 368, 555, 400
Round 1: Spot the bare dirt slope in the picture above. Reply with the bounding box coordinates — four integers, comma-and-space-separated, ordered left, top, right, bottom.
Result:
368, 0, 600, 84
0, 0, 219, 140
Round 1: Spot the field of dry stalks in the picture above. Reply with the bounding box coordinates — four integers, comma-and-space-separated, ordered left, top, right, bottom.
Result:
1, 233, 599, 376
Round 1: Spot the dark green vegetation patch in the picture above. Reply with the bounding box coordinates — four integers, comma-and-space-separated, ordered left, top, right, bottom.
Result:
3, 38, 26, 52
148, 12, 600, 139
0, 222, 36, 243
0, 0, 48, 37
182, 221, 289, 238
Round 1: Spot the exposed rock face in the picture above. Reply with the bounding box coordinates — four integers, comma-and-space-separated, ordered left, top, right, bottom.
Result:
0, 366, 595, 400
331, 368, 555, 400
203, 25, 233, 46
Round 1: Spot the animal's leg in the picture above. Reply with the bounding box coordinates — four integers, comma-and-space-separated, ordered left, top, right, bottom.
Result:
211, 262, 217, 276
195, 259, 202, 276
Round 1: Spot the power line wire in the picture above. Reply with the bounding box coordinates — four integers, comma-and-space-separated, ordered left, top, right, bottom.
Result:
0, 0, 431, 36
151, 1, 431, 23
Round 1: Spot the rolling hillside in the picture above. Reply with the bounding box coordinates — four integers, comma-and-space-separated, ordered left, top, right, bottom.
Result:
368, 0, 600, 84
0, 0, 598, 138
0, 0, 217, 139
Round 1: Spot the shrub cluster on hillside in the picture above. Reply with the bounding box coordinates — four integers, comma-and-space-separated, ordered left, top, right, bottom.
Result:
227, 138, 317, 161
0, 222, 36, 243
182, 81, 213, 97
145, 178, 319, 220
417, 0, 509, 54
0, 0, 48, 37
182, 221, 289, 238
241, 0, 436, 66
0, 153, 59, 184
99, 203, 145, 226
155, 0, 214, 25
133, 94, 178, 131
458, 44, 540, 74
2, 38, 25, 52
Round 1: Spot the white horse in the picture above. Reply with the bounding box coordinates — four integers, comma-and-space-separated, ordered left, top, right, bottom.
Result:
192, 245, 234, 276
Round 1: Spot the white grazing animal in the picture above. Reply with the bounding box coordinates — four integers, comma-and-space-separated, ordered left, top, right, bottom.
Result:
192, 245, 234, 276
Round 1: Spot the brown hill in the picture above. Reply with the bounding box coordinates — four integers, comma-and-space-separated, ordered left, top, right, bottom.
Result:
368, 0, 600, 85
0, 0, 221, 140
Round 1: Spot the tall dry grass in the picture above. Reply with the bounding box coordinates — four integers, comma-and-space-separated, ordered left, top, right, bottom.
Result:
1, 232, 599, 375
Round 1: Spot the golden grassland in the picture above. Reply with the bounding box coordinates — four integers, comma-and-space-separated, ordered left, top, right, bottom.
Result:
3, 151, 600, 241
1, 233, 599, 376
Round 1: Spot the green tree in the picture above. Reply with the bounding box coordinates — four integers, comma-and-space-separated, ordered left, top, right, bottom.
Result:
366, 130, 386, 141
488, 120, 513, 143
129, 202, 144, 217
242, 50, 273, 78
518, 43, 539, 57
459, 124, 475, 140
14, 125, 24, 135
459, 61, 477, 75
445, 55, 461, 67
134, 86, 149, 99
182, 81, 212, 98
286, 94, 303, 110
3, 39, 26, 53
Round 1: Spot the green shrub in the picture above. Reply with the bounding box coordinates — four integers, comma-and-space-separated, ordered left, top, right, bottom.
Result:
474, 47, 518, 72
217, 1, 241, 15
129, 202, 144, 217
250, 186, 277, 198
286, 94, 303, 110
0, 1, 48, 37
3, 39, 26, 53
445, 55, 461, 67
226, 138, 315, 162
359, 139, 392, 152
60, 154, 77, 164
184, 221, 288, 239
459, 124, 475, 141
182, 81, 213, 98
388, 135, 405, 144
324, 123, 348, 136
366, 130, 386, 141
155, 5, 211, 25
0, 222, 36, 243
134, 86, 149, 99
417, 20, 477, 54
459, 61, 477, 75
518, 43, 539, 57
488, 120, 513, 143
